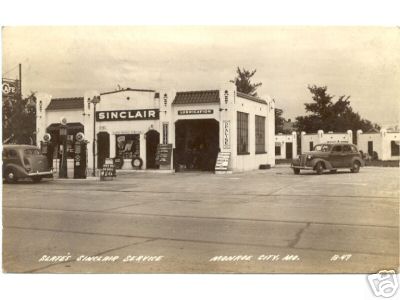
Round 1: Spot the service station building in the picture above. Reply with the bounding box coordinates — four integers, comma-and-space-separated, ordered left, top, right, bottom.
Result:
35, 83, 275, 174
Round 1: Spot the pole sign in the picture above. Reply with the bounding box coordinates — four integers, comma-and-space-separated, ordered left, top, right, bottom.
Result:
96, 109, 159, 121
2, 79, 19, 97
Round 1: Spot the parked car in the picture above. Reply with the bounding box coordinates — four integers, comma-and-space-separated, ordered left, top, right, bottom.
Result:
291, 143, 364, 175
2, 144, 53, 183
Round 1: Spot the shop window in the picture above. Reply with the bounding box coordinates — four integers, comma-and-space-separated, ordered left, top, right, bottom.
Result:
116, 134, 140, 159
275, 145, 281, 156
391, 141, 400, 156
237, 111, 249, 154
255, 115, 265, 153
163, 123, 169, 144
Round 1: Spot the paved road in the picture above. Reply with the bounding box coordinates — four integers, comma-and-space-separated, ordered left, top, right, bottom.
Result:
2, 166, 399, 273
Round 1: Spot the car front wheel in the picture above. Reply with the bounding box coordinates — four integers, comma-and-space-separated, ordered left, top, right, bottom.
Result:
293, 168, 300, 175
315, 162, 324, 175
351, 161, 361, 173
4, 169, 18, 183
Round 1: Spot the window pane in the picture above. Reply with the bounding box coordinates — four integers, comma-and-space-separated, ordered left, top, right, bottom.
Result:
255, 115, 265, 153
343, 145, 351, 152
391, 141, 400, 156
237, 112, 248, 154
332, 145, 342, 152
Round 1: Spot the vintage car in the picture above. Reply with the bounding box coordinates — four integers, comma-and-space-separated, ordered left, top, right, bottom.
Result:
3, 144, 53, 183
291, 143, 364, 175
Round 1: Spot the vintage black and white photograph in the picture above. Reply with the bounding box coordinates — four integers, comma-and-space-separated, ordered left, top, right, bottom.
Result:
2, 26, 399, 274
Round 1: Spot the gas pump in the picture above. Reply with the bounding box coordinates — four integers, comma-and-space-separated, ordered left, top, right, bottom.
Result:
74, 132, 87, 179
40, 133, 54, 169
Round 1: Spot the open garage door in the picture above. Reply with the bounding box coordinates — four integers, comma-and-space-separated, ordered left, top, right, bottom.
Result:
175, 119, 219, 171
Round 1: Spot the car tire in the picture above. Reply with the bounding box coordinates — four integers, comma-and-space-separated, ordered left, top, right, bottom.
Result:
32, 177, 42, 183
315, 162, 324, 175
4, 168, 18, 183
293, 168, 300, 175
351, 161, 360, 173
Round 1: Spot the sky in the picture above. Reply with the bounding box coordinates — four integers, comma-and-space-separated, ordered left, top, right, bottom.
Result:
2, 26, 400, 126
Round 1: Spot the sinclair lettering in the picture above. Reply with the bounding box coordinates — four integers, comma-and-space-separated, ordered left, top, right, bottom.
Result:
96, 109, 159, 121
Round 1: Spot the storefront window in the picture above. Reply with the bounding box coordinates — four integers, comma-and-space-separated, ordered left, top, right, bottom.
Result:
116, 134, 140, 159
255, 115, 265, 153
237, 112, 249, 154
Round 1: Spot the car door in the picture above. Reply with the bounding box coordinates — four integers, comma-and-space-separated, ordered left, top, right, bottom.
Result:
329, 145, 344, 168
342, 145, 353, 167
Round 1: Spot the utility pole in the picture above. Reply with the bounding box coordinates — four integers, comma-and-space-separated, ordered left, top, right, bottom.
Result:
19, 63, 22, 96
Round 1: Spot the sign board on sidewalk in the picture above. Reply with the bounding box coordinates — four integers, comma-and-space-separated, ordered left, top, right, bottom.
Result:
100, 158, 116, 180
155, 144, 173, 166
215, 152, 231, 172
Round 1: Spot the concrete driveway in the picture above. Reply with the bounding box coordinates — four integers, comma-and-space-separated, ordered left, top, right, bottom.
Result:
2, 166, 399, 273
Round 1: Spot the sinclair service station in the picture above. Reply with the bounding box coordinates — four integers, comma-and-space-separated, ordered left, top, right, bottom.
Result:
35, 83, 275, 176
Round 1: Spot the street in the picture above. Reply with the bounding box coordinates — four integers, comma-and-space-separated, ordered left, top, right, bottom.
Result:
2, 166, 399, 273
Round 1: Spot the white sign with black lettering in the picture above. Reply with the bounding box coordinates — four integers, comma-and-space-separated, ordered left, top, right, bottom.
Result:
215, 152, 231, 172
223, 120, 230, 149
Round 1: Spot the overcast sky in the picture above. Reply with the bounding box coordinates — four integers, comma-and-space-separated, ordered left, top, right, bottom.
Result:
2, 26, 399, 125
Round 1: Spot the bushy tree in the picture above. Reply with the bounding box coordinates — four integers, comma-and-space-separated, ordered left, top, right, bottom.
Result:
230, 67, 262, 96
295, 85, 380, 137
3, 92, 36, 144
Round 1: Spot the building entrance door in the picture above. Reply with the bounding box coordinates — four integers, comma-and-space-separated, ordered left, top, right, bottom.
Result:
97, 132, 110, 169
286, 142, 293, 159
175, 119, 219, 171
146, 130, 160, 169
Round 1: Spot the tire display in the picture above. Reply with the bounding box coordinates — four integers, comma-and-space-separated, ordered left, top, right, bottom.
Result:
131, 157, 143, 169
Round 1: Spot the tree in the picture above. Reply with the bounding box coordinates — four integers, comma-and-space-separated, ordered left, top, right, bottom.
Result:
230, 67, 262, 96
3, 92, 36, 144
295, 85, 380, 136
275, 108, 293, 134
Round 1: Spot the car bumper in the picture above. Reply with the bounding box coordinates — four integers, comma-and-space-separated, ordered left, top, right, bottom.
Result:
27, 170, 54, 178
291, 164, 313, 170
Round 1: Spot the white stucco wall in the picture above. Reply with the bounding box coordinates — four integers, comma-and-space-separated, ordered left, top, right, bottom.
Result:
231, 91, 275, 171
357, 129, 400, 160
301, 130, 353, 153
37, 84, 276, 174
274, 132, 297, 159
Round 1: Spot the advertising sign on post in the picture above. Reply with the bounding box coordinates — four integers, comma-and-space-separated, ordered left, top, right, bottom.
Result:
2, 79, 20, 98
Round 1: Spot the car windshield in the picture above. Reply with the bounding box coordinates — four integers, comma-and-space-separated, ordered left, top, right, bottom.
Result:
313, 144, 331, 152
24, 149, 41, 156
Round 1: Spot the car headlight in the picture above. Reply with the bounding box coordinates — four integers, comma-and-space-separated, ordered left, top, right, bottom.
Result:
307, 155, 312, 160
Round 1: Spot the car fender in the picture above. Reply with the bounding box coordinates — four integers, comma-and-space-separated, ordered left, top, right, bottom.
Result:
310, 158, 333, 170
4, 163, 28, 178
